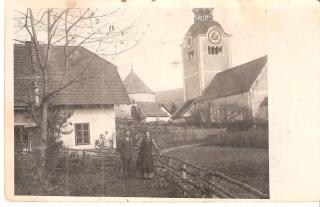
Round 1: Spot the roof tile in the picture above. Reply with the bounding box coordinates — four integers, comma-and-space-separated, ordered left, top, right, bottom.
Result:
14, 43, 130, 106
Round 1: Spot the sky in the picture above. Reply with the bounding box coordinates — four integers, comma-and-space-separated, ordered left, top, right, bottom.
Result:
112, 0, 268, 92
13, 0, 268, 92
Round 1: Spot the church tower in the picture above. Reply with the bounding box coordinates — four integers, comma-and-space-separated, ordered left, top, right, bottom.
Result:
182, 8, 232, 101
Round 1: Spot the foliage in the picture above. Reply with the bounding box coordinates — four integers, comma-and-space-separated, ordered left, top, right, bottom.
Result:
95, 131, 116, 152
45, 108, 73, 171
131, 105, 141, 122
169, 103, 178, 114
14, 8, 145, 184
190, 102, 253, 130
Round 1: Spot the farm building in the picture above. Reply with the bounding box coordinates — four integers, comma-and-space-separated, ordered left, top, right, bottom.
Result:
172, 8, 268, 124
172, 56, 268, 123
196, 55, 268, 123
116, 69, 171, 122
14, 42, 131, 151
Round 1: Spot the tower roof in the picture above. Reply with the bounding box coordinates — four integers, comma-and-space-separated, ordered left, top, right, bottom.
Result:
188, 20, 226, 37
188, 8, 230, 37
123, 70, 155, 94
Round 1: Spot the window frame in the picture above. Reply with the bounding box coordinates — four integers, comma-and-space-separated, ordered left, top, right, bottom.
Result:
74, 123, 90, 146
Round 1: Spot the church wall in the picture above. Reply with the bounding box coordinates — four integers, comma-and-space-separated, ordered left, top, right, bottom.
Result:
182, 29, 231, 100
250, 64, 268, 118
196, 93, 250, 122
198, 32, 231, 91
182, 37, 201, 101
182, 38, 200, 77
194, 64, 268, 123
184, 74, 201, 101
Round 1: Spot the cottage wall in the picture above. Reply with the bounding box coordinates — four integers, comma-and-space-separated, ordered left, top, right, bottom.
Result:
145, 117, 170, 122
61, 105, 116, 149
250, 64, 268, 118
14, 105, 117, 149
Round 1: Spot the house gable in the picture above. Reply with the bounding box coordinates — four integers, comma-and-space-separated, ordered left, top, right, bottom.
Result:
14, 43, 131, 107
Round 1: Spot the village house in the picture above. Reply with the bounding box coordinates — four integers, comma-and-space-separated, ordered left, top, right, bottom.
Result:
14, 42, 131, 151
115, 69, 171, 122
171, 8, 268, 124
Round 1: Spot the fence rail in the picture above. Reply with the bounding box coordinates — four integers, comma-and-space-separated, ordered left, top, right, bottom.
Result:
155, 155, 269, 199
15, 148, 268, 198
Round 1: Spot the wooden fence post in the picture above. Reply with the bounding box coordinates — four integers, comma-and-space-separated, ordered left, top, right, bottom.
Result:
102, 151, 105, 196
65, 151, 70, 196
180, 163, 187, 179
82, 149, 86, 169
168, 157, 172, 168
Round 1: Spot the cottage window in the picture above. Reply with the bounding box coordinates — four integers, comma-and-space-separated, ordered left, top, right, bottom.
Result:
75, 123, 90, 145
14, 125, 31, 151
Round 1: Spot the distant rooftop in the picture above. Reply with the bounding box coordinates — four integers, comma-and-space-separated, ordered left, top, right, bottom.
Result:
123, 70, 155, 94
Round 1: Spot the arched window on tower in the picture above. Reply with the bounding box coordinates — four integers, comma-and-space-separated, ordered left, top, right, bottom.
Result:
186, 50, 194, 60
208, 46, 223, 55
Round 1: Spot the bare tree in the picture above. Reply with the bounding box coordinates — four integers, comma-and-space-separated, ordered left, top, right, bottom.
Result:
14, 8, 146, 187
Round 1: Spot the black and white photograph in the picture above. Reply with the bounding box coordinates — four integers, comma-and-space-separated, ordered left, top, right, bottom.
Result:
10, 1, 270, 199
4, 0, 320, 203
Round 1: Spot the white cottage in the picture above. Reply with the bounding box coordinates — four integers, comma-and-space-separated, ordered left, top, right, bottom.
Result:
14, 42, 131, 150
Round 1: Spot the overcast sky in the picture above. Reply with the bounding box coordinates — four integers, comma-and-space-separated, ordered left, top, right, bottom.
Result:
14, 1, 268, 92
112, 0, 268, 92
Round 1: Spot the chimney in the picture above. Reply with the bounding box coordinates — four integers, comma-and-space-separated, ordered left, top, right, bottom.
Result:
192, 8, 214, 23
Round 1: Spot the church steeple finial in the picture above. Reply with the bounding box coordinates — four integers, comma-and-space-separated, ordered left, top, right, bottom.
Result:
192, 8, 214, 23
130, 64, 133, 72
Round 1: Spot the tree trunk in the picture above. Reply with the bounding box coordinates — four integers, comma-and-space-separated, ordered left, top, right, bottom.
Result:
34, 101, 48, 192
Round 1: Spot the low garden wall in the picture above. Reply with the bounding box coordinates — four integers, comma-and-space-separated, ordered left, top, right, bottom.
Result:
116, 120, 226, 149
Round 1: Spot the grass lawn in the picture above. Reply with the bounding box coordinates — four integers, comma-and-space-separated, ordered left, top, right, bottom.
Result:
165, 145, 269, 194
15, 158, 177, 197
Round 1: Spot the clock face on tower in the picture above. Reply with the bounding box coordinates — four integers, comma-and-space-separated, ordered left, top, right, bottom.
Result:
186, 35, 193, 49
208, 29, 222, 44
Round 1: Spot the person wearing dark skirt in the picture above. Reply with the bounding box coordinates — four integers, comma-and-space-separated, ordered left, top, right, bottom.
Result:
135, 131, 160, 179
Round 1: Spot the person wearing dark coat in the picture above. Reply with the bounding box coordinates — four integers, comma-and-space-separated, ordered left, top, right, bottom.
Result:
135, 131, 160, 179
117, 130, 135, 178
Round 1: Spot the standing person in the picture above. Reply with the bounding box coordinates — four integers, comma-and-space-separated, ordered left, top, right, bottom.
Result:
135, 130, 160, 179
116, 129, 135, 178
